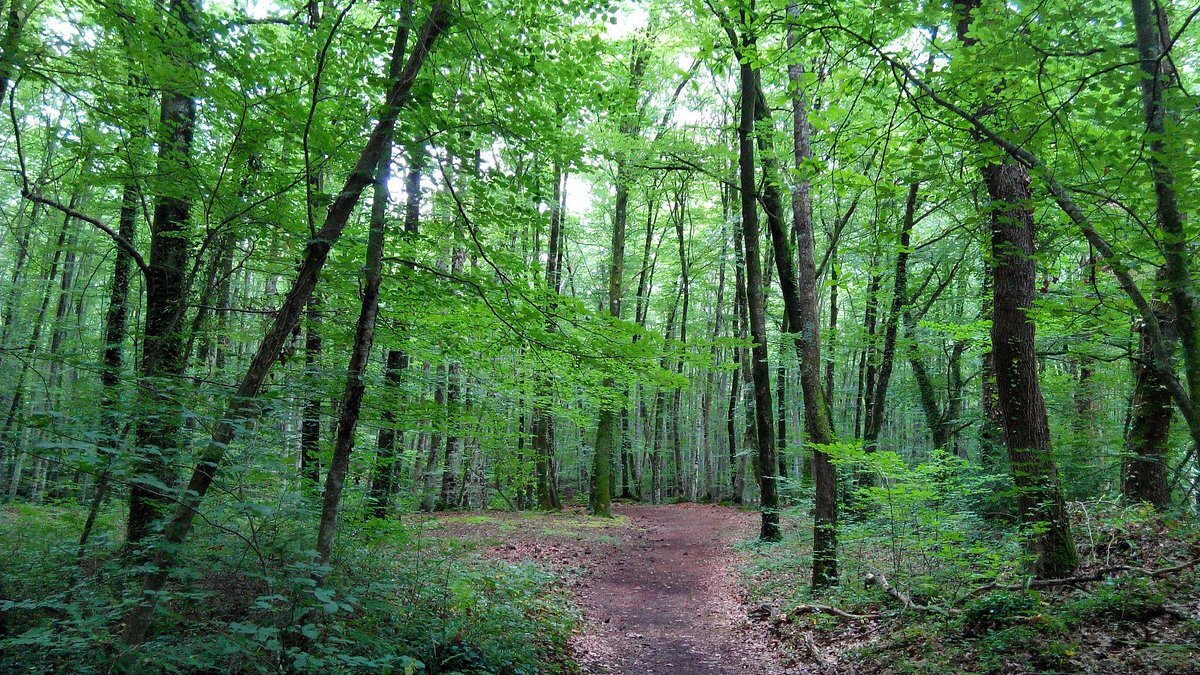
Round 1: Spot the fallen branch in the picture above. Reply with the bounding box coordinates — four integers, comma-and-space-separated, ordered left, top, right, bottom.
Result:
969, 556, 1200, 596
780, 603, 874, 622
866, 572, 961, 616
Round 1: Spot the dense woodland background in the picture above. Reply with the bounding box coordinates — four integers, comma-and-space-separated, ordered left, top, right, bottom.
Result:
0, 0, 1198, 671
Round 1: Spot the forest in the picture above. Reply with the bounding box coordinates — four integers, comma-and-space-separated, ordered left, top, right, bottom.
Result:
0, 0, 1198, 671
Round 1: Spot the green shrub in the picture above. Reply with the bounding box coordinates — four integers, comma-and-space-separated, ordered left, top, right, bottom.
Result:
1069, 576, 1166, 622
962, 590, 1043, 633
0, 504, 577, 674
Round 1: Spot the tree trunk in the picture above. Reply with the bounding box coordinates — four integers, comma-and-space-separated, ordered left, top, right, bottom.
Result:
775, 320, 789, 482
368, 146, 422, 518
316, 15, 411, 553
857, 269, 881, 440
534, 163, 566, 511
423, 365, 447, 511
984, 162, 1078, 578
125, 0, 199, 547
825, 246, 838, 405
79, 181, 138, 553
593, 44, 647, 516
671, 183, 690, 500
0, 0, 23, 112
736, 23, 780, 541
2, 202, 72, 444
300, 296, 323, 486
701, 241, 727, 502
785, 24, 838, 585
439, 251, 467, 510
730, 218, 750, 505
1131, 0, 1199, 432
978, 260, 1004, 464
119, 4, 450, 644
955, 0, 1077, 579
864, 183, 918, 448
1123, 270, 1175, 509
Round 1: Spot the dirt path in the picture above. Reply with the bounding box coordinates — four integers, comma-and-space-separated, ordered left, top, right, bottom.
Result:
572, 503, 790, 674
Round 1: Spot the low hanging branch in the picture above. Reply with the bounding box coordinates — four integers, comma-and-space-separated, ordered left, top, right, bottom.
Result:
8, 89, 152, 278
822, 23, 1200, 455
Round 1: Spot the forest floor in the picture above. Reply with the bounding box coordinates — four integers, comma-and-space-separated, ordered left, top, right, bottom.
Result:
418, 501, 1200, 674
422, 502, 802, 674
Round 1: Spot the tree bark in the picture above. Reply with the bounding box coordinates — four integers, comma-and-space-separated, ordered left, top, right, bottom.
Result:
316, 12, 411, 553
985, 163, 1078, 577
953, 0, 1077, 579
1130, 0, 1198, 429
79, 181, 138, 553
125, 0, 199, 546
862, 182, 919, 458
593, 43, 647, 516
1124, 270, 1175, 508
0, 0, 23, 112
736, 19, 780, 541
853, 268, 879, 440
300, 296, 323, 486
785, 22, 838, 585
534, 164, 566, 511
671, 182, 690, 500
369, 145, 422, 518
701, 238, 727, 502
439, 251, 467, 510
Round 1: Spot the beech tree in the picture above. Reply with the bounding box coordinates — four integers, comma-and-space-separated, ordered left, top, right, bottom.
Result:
2, 0, 1198, 667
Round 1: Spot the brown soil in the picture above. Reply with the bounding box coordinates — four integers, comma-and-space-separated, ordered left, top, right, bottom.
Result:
570, 503, 794, 674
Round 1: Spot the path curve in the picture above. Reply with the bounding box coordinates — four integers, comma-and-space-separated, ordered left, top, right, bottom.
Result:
572, 503, 790, 674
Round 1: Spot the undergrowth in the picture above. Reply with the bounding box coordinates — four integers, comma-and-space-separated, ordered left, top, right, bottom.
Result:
742, 450, 1200, 674
0, 502, 578, 673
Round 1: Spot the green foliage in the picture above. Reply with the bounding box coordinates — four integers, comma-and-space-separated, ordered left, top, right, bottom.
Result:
974, 625, 1078, 675
961, 590, 1049, 634
1067, 576, 1166, 623
835, 449, 1018, 588
0, 504, 577, 674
